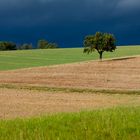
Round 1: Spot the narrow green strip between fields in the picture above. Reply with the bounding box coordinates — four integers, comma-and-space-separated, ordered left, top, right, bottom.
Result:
0, 84, 140, 95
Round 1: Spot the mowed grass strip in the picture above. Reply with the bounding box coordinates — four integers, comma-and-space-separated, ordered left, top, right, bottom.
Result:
0, 107, 140, 140
0, 46, 140, 70
0, 84, 140, 95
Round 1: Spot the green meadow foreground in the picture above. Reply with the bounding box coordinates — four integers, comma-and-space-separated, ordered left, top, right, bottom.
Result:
0, 46, 140, 70
0, 107, 140, 140
0, 46, 140, 139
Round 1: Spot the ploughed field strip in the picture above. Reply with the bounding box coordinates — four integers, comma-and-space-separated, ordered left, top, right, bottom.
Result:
0, 88, 140, 119
0, 57, 139, 90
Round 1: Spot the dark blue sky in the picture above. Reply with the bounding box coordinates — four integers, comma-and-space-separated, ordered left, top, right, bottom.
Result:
0, 0, 140, 47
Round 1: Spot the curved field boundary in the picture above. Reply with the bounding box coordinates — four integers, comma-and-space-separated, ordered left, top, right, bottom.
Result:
0, 56, 139, 90
1, 55, 140, 73
0, 46, 140, 71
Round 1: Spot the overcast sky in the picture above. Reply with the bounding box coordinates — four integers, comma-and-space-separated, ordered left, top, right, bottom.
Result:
0, 0, 140, 47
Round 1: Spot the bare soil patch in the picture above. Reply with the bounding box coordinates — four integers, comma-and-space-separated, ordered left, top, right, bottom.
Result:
0, 88, 140, 119
0, 57, 139, 90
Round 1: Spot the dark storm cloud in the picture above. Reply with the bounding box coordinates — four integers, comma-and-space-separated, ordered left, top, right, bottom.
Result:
0, 0, 140, 47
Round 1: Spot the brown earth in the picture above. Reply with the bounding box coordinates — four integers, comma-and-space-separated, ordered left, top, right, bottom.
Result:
0, 88, 140, 119
0, 57, 139, 90
0, 57, 140, 119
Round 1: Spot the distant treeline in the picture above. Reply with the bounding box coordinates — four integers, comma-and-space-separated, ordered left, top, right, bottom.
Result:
0, 39, 59, 51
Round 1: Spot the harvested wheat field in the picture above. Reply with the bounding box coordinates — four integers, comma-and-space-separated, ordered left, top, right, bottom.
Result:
0, 88, 140, 119
0, 57, 140, 119
0, 57, 140, 90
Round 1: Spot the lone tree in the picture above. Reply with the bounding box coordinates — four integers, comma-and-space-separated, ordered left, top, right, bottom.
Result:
83, 32, 116, 60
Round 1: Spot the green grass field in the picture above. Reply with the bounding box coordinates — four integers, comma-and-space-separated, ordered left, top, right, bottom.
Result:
0, 46, 140, 139
0, 107, 140, 140
0, 46, 140, 70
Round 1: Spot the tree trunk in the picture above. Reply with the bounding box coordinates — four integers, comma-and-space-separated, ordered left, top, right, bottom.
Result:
99, 52, 103, 60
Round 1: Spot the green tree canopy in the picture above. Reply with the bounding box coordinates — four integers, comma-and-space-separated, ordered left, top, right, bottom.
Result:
46, 43, 58, 49
37, 39, 49, 49
0, 41, 17, 51
19, 43, 33, 50
83, 32, 116, 60
37, 39, 59, 49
